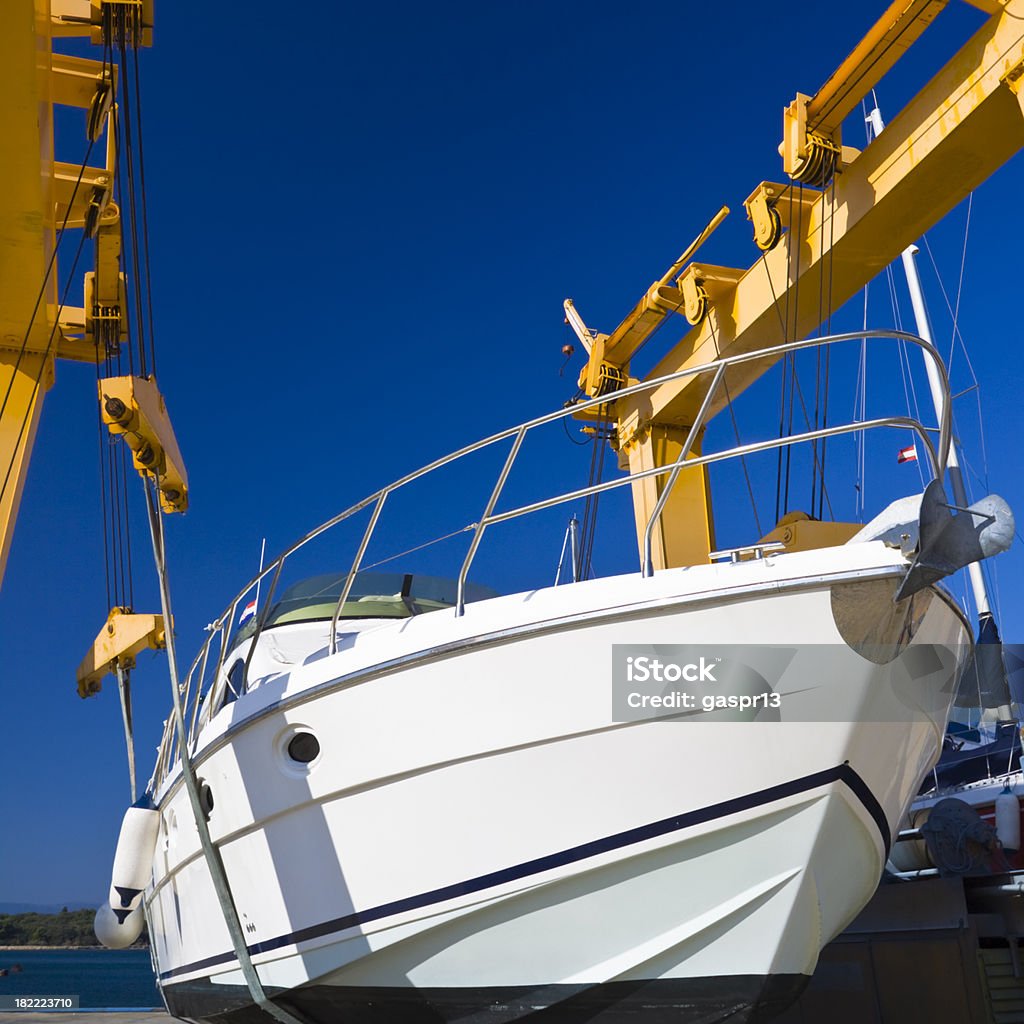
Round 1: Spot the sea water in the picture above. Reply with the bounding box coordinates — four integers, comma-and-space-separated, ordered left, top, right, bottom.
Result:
0, 949, 161, 1008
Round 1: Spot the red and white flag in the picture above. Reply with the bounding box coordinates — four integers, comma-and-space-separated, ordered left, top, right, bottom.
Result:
239, 600, 257, 623
897, 445, 918, 464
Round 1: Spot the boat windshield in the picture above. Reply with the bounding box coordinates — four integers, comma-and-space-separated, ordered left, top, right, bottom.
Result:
231, 571, 499, 647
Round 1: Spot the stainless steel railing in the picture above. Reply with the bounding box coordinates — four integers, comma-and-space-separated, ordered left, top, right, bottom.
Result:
149, 329, 951, 790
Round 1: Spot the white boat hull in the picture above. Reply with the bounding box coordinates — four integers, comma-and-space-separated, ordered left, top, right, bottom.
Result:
146, 546, 970, 1023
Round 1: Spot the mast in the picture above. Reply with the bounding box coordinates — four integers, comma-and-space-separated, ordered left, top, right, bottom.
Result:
867, 105, 993, 621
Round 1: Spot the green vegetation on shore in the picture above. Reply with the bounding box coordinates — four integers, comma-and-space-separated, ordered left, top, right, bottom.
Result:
0, 907, 147, 947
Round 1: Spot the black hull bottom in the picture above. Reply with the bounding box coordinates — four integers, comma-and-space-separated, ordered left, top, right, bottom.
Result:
163, 974, 810, 1024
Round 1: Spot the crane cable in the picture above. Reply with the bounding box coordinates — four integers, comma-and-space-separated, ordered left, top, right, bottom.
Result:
104, 30, 310, 1020
577, 411, 611, 579
761, 183, 834, 526
93, 12, 140, 616
94, 0, 172, 619
142, 470, 312, 1024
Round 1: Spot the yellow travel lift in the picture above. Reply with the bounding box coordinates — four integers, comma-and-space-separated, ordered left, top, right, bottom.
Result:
0, 0, 185, 693
7, 0, 1024, 691
565, 0, 1024, 572
5, 1, 1024, 1021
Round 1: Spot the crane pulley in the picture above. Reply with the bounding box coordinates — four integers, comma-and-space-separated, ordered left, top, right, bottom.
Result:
571, 0, 1024, 571
0, 0, 187, 699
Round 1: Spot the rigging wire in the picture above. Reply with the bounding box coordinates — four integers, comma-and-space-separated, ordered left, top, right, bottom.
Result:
811, 182, 827, 513
853, 283, 869, 520
360, 525, 476, 574
884, 265, 928, 491
759, 232, 834, 522
817, 174, 838, 521
95, 362, 114, 609
761, 251, 789, 526
577, 415, 610, 579
780, 184, 806, 519
921, 231, 991, 490
560, 409, 591, 446
934, 193, 973, 377
704, 316, 763, 537
90, 29, 146, 614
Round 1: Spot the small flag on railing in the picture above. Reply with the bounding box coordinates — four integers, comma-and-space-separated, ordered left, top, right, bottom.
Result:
897, 445, 918, 464
239, 600, 257, 623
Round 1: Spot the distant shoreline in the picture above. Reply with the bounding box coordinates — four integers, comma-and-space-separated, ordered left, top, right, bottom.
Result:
0, 945, 149, 951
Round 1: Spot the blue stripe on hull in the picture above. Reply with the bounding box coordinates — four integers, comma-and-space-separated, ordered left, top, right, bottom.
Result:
157, 762, 888, 983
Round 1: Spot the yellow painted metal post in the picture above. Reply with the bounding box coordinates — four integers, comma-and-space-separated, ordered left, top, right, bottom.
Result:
621, 425, 714, 570
0, 355, 52, 583
0, 0, 57, 589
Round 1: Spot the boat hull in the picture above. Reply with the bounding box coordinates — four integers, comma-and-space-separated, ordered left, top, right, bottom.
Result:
163, 974, 810, 1023
147, 553, 970, 1023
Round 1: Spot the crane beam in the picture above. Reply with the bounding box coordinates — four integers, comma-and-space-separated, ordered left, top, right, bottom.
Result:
808, 0, 948, 138
0, 0, 155, 590
0, 0, 57, 586
606, 0, 1024, 569
619, 0, 1024, 436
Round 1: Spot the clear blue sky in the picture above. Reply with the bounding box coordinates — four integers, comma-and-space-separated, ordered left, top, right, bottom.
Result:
2, 0, 1022, 905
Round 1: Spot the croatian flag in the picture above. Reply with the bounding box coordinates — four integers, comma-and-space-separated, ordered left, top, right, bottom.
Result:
239, 600, 257, 623
897, 445, 918, 464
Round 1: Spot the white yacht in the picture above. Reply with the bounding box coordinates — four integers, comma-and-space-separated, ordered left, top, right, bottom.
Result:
99, 327, 1011, 1023
80, 2, 1024, 1016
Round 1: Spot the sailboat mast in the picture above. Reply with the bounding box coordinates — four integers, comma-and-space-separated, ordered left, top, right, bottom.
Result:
868, 105, 993, 620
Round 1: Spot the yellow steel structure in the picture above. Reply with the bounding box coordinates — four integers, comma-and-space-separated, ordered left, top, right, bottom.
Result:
0, 0, 184, 595
575, 0, 1024, 570
77, 606, 166, 698
100, 376, 189, 513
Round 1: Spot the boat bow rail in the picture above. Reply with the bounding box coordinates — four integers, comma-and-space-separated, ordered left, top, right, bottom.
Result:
151, 329, 951, 789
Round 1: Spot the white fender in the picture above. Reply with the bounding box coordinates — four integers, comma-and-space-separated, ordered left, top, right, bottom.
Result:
108, 803, 159, 914
996, 786, 1020, 854
94, 902, 145, 949
887, 807, 933, 872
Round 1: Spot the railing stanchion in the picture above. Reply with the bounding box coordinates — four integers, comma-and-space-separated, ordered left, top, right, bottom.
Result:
457, 427, 527, 616
329, 490, 390, 654
240, 559, 286, 693
187, 639, 213, 747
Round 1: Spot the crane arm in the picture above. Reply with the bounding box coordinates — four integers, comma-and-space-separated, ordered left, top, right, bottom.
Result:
625, 0, 1024, 433
0, 0, 175, 590
580, 0, 1024, 570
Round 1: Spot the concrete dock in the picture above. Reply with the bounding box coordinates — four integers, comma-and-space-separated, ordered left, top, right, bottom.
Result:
0, 1015, 173, 1024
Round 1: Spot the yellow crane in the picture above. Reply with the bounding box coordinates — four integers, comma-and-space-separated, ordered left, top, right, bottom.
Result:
3, 0, 1024, 686
567, 0, 1024, 570
0, 0, 185, 689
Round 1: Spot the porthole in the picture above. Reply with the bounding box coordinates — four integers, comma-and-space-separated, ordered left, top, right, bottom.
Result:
197, 780, 214, 821
287, 732, 320, 764
274, 724, 322, 776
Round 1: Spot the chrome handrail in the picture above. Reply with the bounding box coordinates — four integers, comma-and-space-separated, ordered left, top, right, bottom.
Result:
328, 490, 390, 654
162, 329, 953, 787
456, 425, 527, 616
480, 416, 939, 525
